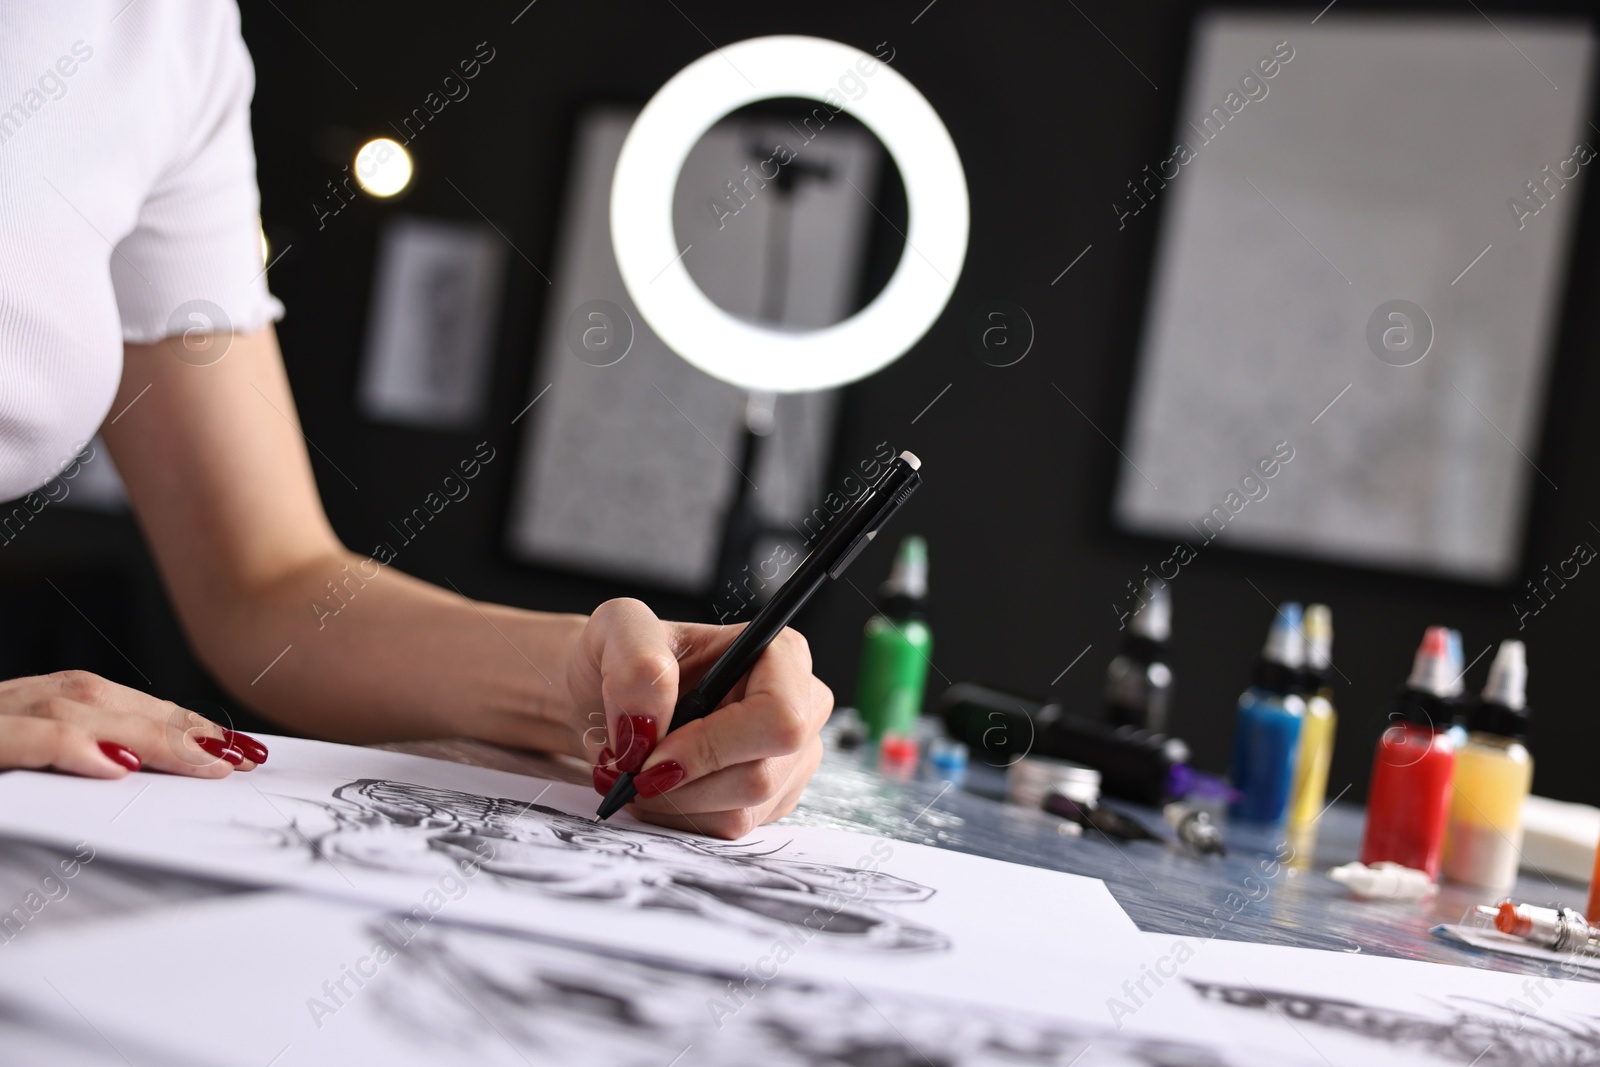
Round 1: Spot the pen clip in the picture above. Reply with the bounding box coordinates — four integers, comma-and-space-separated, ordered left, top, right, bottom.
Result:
827, 472, 920, 580
828, 529, 877, 579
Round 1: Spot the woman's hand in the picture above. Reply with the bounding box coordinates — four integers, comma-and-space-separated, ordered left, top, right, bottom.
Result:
0, 671, 268, 777
567, 599, 833, 839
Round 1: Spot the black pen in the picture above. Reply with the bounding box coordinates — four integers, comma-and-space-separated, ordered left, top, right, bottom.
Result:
595, 451, 924, 820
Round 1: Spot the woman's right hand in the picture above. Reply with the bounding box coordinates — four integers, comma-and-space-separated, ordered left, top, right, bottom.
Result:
0, 671, 267, 778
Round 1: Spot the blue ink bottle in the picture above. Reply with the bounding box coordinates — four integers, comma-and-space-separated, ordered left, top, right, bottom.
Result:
1229, 601, 1307, 823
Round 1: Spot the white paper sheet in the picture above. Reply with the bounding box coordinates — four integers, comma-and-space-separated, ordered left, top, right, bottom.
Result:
0, 735, 1149, 1018
0, 891, 1247, 1067
1128, 930, 1600, 1065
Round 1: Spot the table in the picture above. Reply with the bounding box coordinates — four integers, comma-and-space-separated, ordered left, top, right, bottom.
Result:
787, 748, 1590, 979
0, 738, 1589, 986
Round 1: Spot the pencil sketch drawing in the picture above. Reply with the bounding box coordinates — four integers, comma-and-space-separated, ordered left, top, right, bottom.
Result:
265, 779, 951, 952
368, 918, 1235, 1067
1188, 978, 1600, 1066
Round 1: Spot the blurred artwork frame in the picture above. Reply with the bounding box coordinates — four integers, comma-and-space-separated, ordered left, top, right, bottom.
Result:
504, 106, 886, 595
1115, 12, 1595, 583
358, 216, 507, 430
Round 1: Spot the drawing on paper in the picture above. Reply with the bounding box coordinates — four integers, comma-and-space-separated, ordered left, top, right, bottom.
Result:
1189, 979, 1600, 1066
367, 918, 1234, 1067
265, 779, 950, 952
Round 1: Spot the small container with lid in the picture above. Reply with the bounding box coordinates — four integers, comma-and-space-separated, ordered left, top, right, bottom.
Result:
1443, 639, 1534, 889
1359, 626, 1460, 880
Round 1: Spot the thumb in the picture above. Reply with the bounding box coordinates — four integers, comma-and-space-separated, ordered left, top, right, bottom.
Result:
581, 598, 680, 773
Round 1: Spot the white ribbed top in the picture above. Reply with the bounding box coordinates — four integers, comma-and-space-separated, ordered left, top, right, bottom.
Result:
0, 1, 283, 499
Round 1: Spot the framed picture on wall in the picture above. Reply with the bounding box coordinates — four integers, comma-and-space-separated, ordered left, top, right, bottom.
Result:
1115, 13, 1594, 583
504, 106, 887, 595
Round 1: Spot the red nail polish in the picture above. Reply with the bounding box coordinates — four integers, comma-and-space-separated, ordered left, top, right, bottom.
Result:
633, 760, 685, 798
223, 730, 268, 765
195, 735, 244, 766
614, 714, 657, 774
593, 761, 621, 795
97, 741, 141, 772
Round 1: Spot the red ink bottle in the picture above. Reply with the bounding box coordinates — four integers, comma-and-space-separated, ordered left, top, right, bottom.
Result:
1360, 626, 1459, 880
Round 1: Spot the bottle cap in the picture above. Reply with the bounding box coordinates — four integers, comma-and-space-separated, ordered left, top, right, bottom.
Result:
1467, 639, 1530, 740
928, 737, 968, 771
1444, 629, 1466, 696
1392, 626, 1459, 728
1129, 581, 1171, 643
1250, 602, 1305, 695
879, 734, 918, 764
883, 535, 928, 599
1262, 602, 1305, 668
1303, 604, 1333, 674
1406, 626, 1454, 696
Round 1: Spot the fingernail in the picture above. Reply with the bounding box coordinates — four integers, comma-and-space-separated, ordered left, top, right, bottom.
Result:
97, 741, 141, 772
593, 758, 621, 796
223, 730, 269, 765
633, 760, 685, 798
195, 735, 244, 766
614, 714, 658, 774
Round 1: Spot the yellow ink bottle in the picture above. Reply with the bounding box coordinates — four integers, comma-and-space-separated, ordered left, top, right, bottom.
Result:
1444, 640, 1533, 890
1288, 603, 1337, 828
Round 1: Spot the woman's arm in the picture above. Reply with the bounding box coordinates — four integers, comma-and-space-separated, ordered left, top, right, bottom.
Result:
103, 326, 584, 751
101, 326, 830, 836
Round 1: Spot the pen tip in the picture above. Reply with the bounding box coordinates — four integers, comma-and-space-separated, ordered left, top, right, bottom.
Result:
595, 773, 635, 821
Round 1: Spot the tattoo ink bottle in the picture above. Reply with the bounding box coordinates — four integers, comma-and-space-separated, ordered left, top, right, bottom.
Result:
1589, 839, 1600, 924
1229, 602, 1306, 824
855, 535, 932, 742
1105, 580, 1174, 732
1444, 640, 1533, 889
1288, 604, 1337, 828
1360, 626, 1460, 880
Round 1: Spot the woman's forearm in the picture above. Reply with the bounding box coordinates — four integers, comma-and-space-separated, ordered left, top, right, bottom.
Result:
95, 323, 825, 837
101, 332, 590, 754
192, 549, 589, 753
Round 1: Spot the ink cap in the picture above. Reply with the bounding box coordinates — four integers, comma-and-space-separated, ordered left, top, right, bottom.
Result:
1466, 639, 1530, 742
1128, 580, 1171, 643
1390, 625, 1459, 728
1303, 604, 1333, 679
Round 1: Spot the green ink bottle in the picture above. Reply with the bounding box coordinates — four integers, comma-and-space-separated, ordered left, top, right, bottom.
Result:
856, 535, 932, 742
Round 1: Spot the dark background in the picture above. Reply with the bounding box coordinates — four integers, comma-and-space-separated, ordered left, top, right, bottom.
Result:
3, 1, 1597, 806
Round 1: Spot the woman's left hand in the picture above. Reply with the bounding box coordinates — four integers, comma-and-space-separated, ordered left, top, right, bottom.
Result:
565, 598, 832, 839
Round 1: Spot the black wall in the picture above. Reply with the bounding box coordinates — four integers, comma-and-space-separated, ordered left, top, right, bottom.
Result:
5, 1, 1597, 807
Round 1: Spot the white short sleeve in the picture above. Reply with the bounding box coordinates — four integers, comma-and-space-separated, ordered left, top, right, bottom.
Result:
110, 4, 284, 343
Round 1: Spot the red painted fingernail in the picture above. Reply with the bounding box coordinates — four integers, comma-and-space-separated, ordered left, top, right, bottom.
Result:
195, 736, 244, 766
614, 714, 658, 774
633, 760, 685, 798
593, 747, 619, 794
97, 741, 141, 772
223, 730, 268, 765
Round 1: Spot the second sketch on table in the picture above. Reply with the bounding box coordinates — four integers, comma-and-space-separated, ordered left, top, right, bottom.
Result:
366, 917, 1234, 1067
260, 778, 952, 952
1188, 978, 1600, 1067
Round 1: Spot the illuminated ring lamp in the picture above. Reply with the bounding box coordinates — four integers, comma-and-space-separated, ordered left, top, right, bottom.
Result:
611, 36, 969, 393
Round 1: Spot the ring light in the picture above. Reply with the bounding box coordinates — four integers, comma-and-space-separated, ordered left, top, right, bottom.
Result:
610, 35, 969, 393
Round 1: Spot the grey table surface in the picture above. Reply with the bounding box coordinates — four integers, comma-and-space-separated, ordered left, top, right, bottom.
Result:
0, 737, 1590, 987
789, 748, 1592, 981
